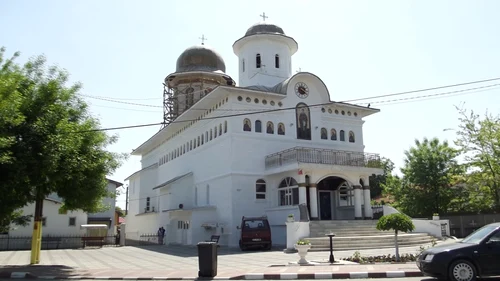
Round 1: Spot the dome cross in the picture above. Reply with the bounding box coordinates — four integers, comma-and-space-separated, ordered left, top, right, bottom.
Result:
199, 34, 208, 45
260, 12, 268, 21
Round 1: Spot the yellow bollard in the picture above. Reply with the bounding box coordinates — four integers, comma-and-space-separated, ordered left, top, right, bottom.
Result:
30, 221, 42, 264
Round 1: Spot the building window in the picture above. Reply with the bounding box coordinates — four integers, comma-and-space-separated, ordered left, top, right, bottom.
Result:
190, 140, 193, 150
42, 217, 47, 227
321, 128, 327, 139
214, 126, 217, 138
255, 120, 262, 133
224, 120, 227, 133
331, 129, 337, 140
340, 130, 345, 141
210, 129, 213, 140
278, 177, 299, 206
186, 87, 194, 107
349, 131, 355, 143
338, 182, 354, 207
256, 54, 261, 68
243, 118, 251, 131
206, 185, 210, 205
242, 59, 245, 72
205, 131, 208, 142
69, 217, 76, 226
266, 121, 274, 134
146, 197, 150, 212
256, 179, 266, 200
219, 123, 222, 136
278, 122, 285, 135
275, 54, 279, 68
198, 136, 201, 146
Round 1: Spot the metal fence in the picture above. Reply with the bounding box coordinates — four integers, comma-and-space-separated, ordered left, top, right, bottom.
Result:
0, 235, 119, 251
125, 233, 165, 246
440, 213, 500, 238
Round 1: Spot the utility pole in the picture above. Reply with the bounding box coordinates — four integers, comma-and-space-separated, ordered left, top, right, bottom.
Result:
30, 188, 43, 264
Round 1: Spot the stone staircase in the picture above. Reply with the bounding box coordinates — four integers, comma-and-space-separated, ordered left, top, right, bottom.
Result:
306, 220, 436, 251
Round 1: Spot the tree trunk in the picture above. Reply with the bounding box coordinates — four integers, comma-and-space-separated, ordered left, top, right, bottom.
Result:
394, 230, 400, 262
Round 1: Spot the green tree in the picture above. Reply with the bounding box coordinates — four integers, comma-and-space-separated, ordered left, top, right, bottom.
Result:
455, 106, 500, 211
0, 48, 126, 250
389, 138, 462, 217
369, 157, 395, 199
115, 206, 125, 218
376, 213, 415, 261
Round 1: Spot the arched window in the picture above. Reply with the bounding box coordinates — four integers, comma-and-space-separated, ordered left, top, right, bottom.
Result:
278, 177, 299, 206
219, 124, 222, 136
331, 129, 337, 141
266, 121, 274, 134
224, 120, 228, 133
256, 54, 261, 68
278, 122, 285, 135
210, 129, 213, 140
338, 181, 354, 207
205, 131, 208, 142
243, 118, 251, 131
275, 54, 280, 68
214, 126, 217, 138
198, 136, 201, 146
242, 59, 245, 72
256, 179, 266, 200
349, 131, 355, 143
340, 130, 345, 141
321, 128, 327, 139
255, 120, 262, 133
189, 140, 192, 150
201, 134, 204, 145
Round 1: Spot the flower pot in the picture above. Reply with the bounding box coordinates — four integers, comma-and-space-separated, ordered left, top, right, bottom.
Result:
287, 217, 295, 223
294, 244, 311, 264
433, 215, 440, 220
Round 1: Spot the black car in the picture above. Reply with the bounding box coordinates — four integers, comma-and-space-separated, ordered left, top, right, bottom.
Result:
417, 222, 500, 281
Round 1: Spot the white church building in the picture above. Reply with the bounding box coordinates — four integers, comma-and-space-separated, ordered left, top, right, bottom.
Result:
125, 18, 383, 247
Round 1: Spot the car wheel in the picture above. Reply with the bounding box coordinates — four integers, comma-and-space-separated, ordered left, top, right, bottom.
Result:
448, 259, 477, 281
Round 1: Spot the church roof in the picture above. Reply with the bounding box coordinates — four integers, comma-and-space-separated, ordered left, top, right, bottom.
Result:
176, 45, 226, 73
244, 22, 285, 37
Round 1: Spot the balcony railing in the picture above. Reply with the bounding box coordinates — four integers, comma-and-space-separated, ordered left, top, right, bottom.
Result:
265, 147, 381, 169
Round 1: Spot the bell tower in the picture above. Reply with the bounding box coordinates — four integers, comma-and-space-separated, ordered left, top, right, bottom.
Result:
233, 13, 298, 88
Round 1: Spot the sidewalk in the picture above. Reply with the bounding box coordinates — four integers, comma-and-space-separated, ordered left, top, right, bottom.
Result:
0, 241, 446, 280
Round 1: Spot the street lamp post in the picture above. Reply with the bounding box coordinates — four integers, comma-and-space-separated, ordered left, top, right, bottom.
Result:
326, 233, 335, 263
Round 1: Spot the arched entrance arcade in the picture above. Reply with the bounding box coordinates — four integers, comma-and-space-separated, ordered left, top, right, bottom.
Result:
315, 176, 354, 220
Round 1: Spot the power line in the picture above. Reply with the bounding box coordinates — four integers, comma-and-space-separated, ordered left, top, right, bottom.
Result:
341, 76, 500, 103
70, 82, 499, 134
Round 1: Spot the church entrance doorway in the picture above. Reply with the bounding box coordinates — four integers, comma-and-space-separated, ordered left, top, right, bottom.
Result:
316, 176, 353, 220
318, 191, 334, 220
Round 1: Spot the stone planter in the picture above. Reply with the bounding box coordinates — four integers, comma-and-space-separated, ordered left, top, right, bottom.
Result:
433, 215, 440, 220
294, 244, 311, 264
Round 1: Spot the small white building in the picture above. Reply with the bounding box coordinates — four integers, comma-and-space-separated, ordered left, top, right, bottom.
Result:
5, 178, 122, 237
125, 20, 383, 247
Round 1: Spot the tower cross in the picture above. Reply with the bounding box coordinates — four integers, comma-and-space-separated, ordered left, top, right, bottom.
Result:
260, 12, 268, 21
199, 34, 207, 45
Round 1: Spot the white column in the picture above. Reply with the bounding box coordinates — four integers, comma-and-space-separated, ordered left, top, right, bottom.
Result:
309, 186, 318, 219
299, 186, 307, 205
363, 186, 373, 219
353, 185, 363, 219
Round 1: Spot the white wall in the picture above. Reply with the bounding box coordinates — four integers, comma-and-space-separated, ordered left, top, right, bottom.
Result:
8, 199, 87, 237
236, 37, 293, 87
87, 181, 119, 233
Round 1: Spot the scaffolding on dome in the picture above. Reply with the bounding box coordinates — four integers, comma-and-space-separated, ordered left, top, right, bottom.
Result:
161, 76, 221, 129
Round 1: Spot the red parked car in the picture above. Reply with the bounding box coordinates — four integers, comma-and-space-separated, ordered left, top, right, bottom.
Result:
237, 216, 272, 251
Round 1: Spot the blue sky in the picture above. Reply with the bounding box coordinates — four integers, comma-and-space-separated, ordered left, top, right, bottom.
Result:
1, 0, 499, 209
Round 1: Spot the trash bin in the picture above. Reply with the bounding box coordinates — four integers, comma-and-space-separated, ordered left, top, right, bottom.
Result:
197, 241, 218, 277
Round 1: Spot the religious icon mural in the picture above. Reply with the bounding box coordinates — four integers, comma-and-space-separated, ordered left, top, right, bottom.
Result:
331, 129, 337, 140
266, 121, 274, 134
243, 118, 251, 131
296, 103, 311, 140
349, 131, 355, 143
321, 128, 327, 139
278, 123, 285, 135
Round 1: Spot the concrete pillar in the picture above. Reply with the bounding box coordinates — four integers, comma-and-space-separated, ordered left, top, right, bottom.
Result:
353, 185, 363, 220
363, 186, 373, 219
119, 224, 126, 246
309, 185, 318, 219
299, 185, 307, 205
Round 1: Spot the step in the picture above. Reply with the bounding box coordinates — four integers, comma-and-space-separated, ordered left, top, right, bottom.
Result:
311, 231, 395, 237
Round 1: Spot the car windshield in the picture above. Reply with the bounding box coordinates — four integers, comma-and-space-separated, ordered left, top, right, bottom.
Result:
461, 225, 497, 244
243, 220, 267, 230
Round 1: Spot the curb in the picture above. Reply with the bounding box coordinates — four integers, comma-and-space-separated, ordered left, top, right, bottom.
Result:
0, 271, 424, 280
